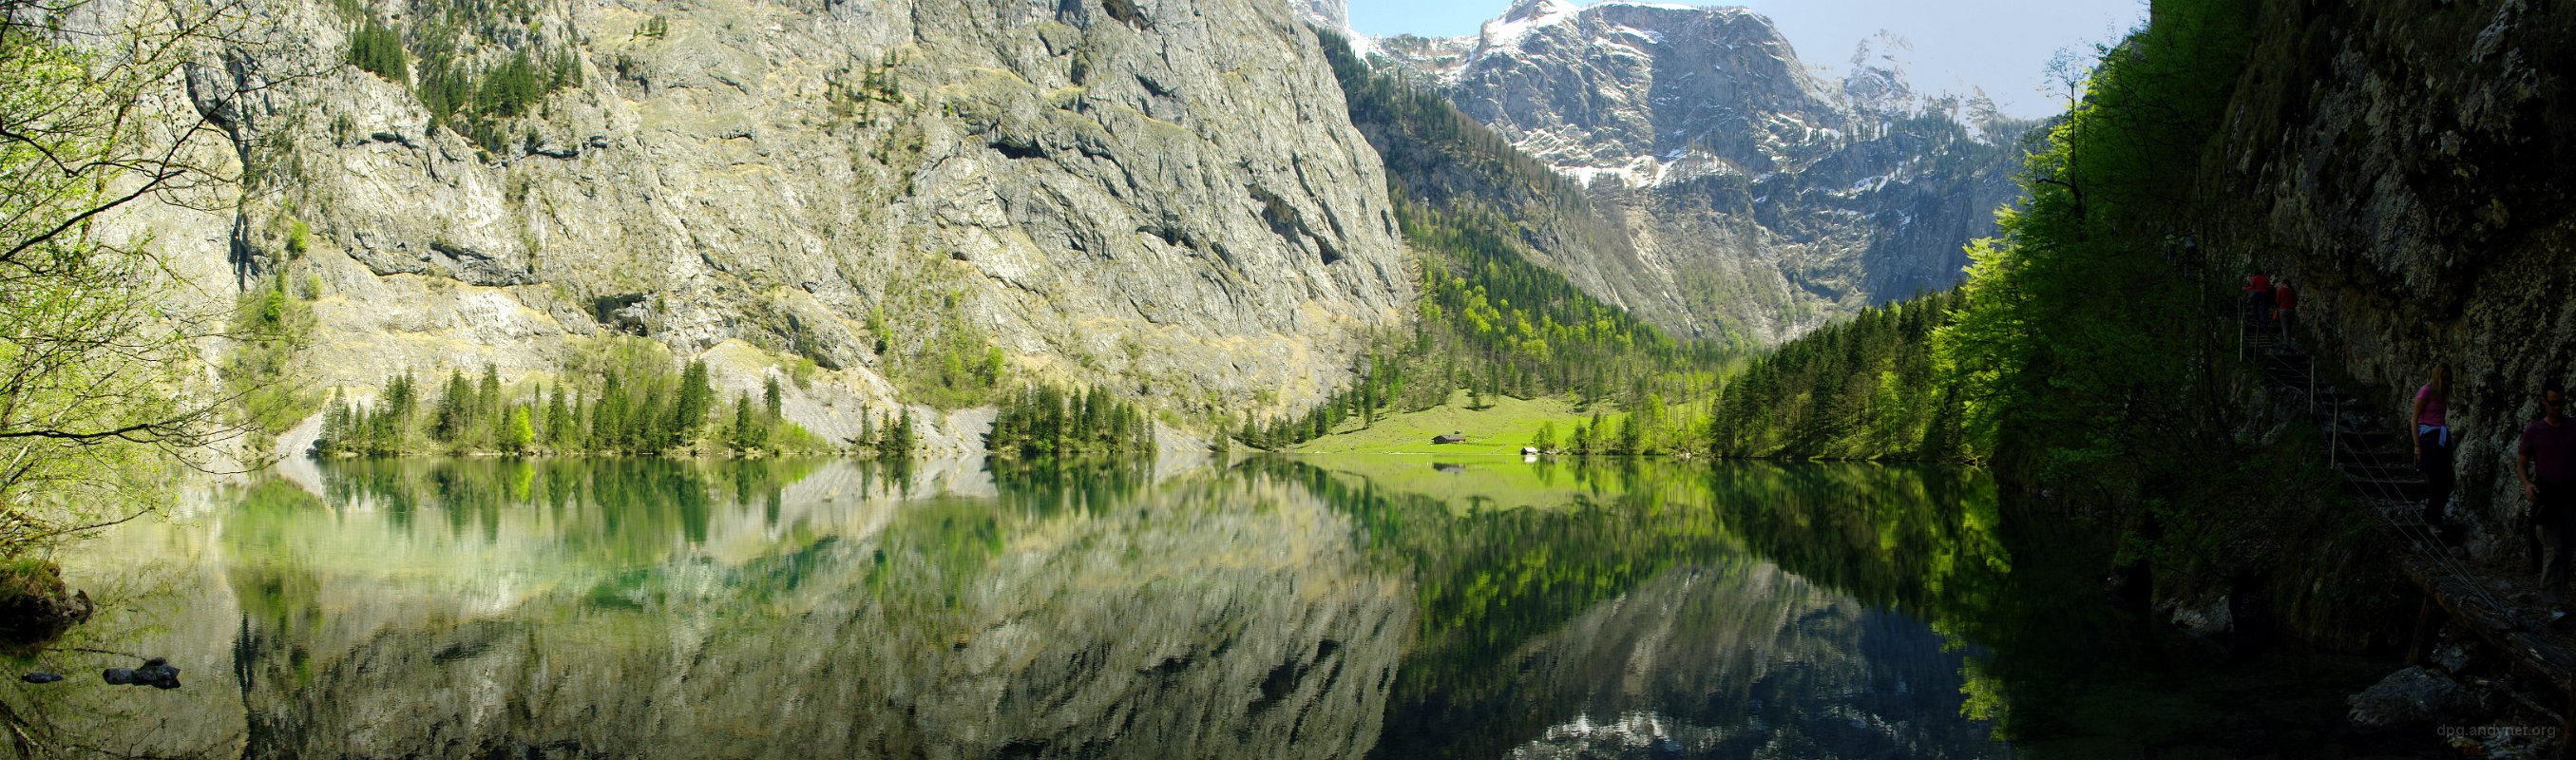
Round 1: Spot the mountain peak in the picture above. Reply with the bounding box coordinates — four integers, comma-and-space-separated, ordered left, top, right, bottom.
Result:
1501, 0, 1584, 23
1482, 0, 1586, 49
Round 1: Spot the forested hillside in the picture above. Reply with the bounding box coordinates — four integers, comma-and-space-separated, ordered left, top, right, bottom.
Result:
1708, 291, 1964, 461
1230, 32, 1735, 451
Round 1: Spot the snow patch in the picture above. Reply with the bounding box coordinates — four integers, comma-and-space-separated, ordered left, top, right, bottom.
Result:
1479, 0, 1583, 51
1612, 25, 1664, 46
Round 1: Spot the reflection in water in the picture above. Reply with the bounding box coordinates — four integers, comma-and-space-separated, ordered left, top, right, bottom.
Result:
12, 457, 2037, 758
1266, 459, 2005, 759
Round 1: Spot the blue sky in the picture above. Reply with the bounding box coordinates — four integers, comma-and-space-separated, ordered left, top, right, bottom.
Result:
1348, 0, 2148, 120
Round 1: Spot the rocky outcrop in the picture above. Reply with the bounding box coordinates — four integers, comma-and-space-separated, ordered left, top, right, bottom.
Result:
1371, 0, 2028, 343
0, 560, 93, 652
118, 0, 1413, 447
2217, 0, 2576, 554
2346, 666, 2470, 730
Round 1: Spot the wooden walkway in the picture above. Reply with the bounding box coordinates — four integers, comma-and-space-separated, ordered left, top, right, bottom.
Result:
2244, 324, 2576, 754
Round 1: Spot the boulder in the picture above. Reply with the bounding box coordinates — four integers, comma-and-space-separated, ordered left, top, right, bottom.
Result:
2347, 666, 2466, 729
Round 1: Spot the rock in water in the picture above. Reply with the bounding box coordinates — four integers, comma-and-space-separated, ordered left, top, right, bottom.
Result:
2347, 666, 2465, 729
0, 561, 93, 649
20, 672, 61, 684
133, 662, 181, 690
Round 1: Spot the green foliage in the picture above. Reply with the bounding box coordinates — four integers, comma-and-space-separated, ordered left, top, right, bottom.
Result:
884, 284, 1005, 409
1710, 290, 1969, 461
0, 0, 251, 556
321, 342, 840, 457
728, 391, 769, 452
1236, 203, 1722, 451
1806, 0, 2394, 642
346, 16, 408, 83
1936, 0, 2257, 485
986, 384, 1154, 461
720, 375, 831, 456
223, 273, 321, 442
379, 0, 585, 156
505, 406, 535, 452
875, 409, 918, 459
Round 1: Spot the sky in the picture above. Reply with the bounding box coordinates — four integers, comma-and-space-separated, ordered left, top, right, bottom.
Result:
1347, 0, 2148, 120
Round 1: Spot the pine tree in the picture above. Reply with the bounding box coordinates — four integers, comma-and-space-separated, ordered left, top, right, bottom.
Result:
594, 372, 626, 451
730, 391, 765, 452
433, 370, 471, 444
885, 411, 916, 458
321, 393, 347, 446
477, 365, 504, 447
673, 359, 715, 444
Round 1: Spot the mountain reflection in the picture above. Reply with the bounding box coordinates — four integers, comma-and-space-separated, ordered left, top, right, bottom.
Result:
14, 457, 2017, 759
1266, 458, 2005, 759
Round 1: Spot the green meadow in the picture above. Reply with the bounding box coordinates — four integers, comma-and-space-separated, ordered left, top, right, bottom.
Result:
1288, 390, 1620, 456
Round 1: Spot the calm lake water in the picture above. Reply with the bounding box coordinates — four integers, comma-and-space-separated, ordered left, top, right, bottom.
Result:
8, 456, 2397, 758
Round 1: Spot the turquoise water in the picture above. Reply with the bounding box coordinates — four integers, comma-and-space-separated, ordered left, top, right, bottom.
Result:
0, 456, 2394, 758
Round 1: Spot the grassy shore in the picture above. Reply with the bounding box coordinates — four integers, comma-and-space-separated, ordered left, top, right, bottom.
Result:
1288, 390, 1620, 455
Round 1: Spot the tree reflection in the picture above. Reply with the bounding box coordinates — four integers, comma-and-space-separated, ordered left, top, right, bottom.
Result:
1255, 457, 2012, 759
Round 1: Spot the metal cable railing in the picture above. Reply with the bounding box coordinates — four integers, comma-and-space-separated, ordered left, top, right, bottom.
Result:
2244, 329, 2522, 618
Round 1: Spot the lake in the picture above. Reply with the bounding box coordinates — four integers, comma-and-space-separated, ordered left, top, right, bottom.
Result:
5, 456, 2395, 758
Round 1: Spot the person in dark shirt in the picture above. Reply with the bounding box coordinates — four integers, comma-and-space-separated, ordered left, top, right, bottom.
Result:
2519, 381, 2576, 619
2273, 279, 2299, 341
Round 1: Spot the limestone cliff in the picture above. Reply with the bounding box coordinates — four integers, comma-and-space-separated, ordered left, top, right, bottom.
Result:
2216, 0, 2576, 551
126, 0, 1413, 449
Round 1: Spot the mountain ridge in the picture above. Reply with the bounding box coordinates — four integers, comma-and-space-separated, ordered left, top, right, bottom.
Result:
1361, 1, 2032, 345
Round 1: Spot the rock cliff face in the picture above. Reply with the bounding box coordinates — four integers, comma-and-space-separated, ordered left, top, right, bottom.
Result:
130, 0, 1412, 446
1371, 0, 2027, 343
2216, 0, 2576, 551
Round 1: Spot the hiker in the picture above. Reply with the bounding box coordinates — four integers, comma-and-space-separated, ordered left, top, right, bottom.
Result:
2243, 274, 2276, 330
2519, 381, 2576, 620
2414, 366, 2455, 537
2273, 277, 2298, 341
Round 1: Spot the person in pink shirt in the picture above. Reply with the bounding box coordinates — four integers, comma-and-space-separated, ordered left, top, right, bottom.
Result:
2520, 381, 2576, 621
2414, 366, 2453, 538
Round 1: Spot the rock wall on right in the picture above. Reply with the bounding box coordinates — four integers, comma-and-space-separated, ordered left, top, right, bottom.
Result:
2221, 0, 2576, 549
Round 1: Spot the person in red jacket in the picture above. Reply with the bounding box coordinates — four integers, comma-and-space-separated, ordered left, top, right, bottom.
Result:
2242, 274, 2275, 330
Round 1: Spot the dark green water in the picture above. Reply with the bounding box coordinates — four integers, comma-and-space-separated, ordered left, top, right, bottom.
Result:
2, 456, 2395, 758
